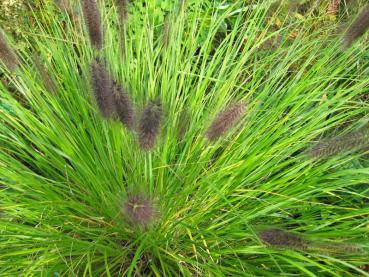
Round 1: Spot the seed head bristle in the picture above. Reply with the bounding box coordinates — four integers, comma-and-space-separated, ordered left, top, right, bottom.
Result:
113, 82, 134, 129
81, 0, 103, 49
0, 30, 19, 72
114, 0, 128, 22
33, 54, 57, 93
343, 5, 369, 48
308, 128, 369, 158
138, 101, 162, 151
313, 242, 362, 254
122, 192, 156, 227
257, 228, 307, 249
55, 0, 71, 11
206, 101, 246, 141
90, 60, 115, 118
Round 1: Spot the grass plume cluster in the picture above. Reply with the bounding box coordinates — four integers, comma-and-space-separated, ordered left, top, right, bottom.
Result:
0, 0, 369, 276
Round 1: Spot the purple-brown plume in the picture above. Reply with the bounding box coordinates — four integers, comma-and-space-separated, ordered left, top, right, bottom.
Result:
0, 30, 19, 72
121, 192, 156, 227
257, 228, 307, 249
343, 5, 369, 48
55, 0, 71, 11
308, 127, 369, 158
206, 101, 246, 141
113, 82, 134, 129
90, 59, 115, 118
81, 0, 103, 49
114, 0, 129, 22
138, 101, 162, 151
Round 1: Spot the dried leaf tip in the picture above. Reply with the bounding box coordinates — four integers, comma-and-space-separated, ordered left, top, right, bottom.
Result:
206, 101, 246, 141
257, 228, 307, 250
121, 192, 157, 227
90, 60, 115, 118
307, 127, 369, 158
138, 101, 162, 151
343, 5, 369, 48
113, 82, 134, 129
82, 0, 103, 49
0, 30, 19, 72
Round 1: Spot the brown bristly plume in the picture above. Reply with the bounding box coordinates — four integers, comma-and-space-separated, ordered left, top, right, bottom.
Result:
307, 127, 369, 158
121, 192, 157, 228
206, 101, 246, 141
138, 101, 162, 151
81, 0, 103, 49
257, 228, 308, 250
33, 54, 57, 93
113, 82, 134, 129
343, 5, 369, 48
55, 0, 71, 12
114, 0, 129, 22
90, 59, 115, 118
0, 30, 19, 72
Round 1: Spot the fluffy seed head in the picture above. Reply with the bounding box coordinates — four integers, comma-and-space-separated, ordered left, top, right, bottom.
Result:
343, 5, 369, 48
55, 0, 71, 11
257, 228, 307, 249
114, 0, 128, 22
0, 30, 19, 72
138, 101, 162, 151
206, 101, 246, 141
90, 60, 115, 118
113, 82, 134, 129
82, 0, 103, 49
308, 128, 369, 158
122, 192, 156, 227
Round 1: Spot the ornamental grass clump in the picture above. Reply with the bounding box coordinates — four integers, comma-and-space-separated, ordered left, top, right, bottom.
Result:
0, 1, 369, 275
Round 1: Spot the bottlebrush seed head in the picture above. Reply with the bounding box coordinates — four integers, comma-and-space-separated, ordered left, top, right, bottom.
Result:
257, 228, 307, 250
138, 101, 162, 151
343, 5, 369, 48
113, 82, 134, 129
114, 0, 128, 22
0, 30, 19, 72
308, 128, 369, 158
90, 60, 115, 118
206, 101, 246, 141
121, 192, 157, 227
82, 0, 103, 49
